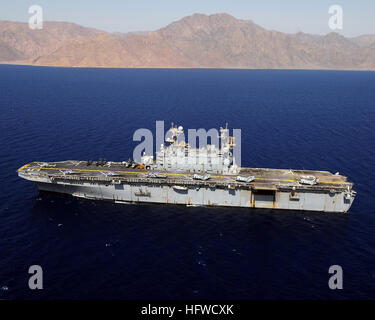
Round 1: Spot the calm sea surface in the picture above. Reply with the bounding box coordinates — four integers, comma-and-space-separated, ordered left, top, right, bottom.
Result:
0, 65, 374, 299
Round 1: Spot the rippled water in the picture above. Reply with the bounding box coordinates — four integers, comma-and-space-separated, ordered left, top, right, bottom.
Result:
0, 65, 374, 299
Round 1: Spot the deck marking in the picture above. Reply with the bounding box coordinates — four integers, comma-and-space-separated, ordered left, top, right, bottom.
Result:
17, 163, 31, 172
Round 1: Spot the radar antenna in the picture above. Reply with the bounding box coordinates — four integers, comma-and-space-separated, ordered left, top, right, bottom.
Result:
166, 123, 184, 145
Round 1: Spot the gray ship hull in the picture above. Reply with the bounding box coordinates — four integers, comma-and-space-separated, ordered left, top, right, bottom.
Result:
34, 181, 353, 212
18, 161, 356, 213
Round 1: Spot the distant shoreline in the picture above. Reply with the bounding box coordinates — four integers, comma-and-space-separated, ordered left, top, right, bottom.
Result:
1, 62, 374, 72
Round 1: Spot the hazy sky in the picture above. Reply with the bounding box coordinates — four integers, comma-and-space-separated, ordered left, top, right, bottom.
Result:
0, 0, 374, 37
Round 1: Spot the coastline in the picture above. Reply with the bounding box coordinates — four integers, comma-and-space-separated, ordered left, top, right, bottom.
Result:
1, 62, 375, 72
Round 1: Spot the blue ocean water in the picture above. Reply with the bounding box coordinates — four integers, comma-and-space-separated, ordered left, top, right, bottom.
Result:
0, 65, 375, 299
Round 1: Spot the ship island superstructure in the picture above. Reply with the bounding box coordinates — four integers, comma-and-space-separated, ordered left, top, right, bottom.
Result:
18, 124, 356, 213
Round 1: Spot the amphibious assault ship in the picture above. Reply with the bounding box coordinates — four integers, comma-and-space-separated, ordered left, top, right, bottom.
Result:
18, 124, 356, 213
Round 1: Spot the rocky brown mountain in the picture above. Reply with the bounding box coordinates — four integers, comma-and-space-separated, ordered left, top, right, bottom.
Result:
1, 13, 375, 70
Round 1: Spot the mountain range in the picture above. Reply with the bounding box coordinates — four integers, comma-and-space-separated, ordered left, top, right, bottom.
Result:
1, 13, 375, 70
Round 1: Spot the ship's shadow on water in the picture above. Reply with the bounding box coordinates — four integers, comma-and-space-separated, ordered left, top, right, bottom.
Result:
16, 191, 367, 300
